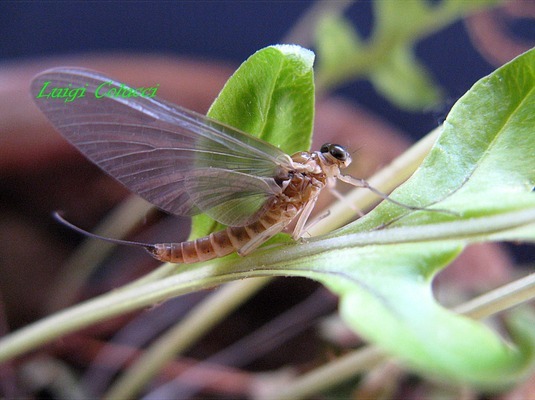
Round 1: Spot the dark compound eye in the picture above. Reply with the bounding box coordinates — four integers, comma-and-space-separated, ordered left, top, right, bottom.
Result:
320, 143, 330, 153
329, 144, 347, 161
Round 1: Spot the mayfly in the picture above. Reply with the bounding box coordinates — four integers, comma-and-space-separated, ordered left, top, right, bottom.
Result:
33, 67, 427, 264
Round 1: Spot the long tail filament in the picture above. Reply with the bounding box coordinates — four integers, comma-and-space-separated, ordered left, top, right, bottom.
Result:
53, 211, 156, 252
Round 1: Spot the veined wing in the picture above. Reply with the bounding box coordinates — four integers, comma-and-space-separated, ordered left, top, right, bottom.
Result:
31, 67, 293, 226
185, 169, 280, 226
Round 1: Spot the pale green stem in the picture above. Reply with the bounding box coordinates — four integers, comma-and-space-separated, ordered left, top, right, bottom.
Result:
264, 270, 535, 400
0, 206, 533, 364
321, 209, 535, 245
120, 262, 178, 289
455, 273, 535, 319
0, 265, 244, 363
264, 346, 386, 400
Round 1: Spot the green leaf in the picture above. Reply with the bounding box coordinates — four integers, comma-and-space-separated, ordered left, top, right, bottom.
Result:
373, 0, 431, 39
315, 14, 362, 81
298, 48, 535, 387
369, 44, 442, 110
341, 47, 535, 234
189, 45, 315, 239
314, 0, 501, 109
373, 0, 501, 41
1, 48, 534, 385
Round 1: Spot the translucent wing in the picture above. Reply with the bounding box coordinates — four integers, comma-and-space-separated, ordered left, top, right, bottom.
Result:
185, 169, 281, 226
31, 67, 293, 226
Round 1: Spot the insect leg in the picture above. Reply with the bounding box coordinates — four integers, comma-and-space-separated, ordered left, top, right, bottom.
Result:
337, 174, 408, 205
337, 174, 458, 215
296, 209, 331, 238
237, 220, 289, 256
326, 178, 365, 217
291, 196, 319, 240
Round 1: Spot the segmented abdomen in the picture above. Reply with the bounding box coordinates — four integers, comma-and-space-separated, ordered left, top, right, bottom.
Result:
147, 208, 292, 263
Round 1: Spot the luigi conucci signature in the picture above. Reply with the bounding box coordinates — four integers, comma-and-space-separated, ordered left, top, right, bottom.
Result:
36, 80, 160, 103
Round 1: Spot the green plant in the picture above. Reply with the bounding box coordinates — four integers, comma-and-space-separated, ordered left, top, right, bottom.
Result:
314, 0, 501, 108
1, 43, 533, 399
2, 1, 535, 397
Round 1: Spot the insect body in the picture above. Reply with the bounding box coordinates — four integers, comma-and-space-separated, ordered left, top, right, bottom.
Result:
33, 68, 412, 264
149, 144, 350, 262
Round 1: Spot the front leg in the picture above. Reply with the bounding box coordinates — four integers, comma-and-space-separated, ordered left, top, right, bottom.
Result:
338, 174, 408, 206
291, 196, 319, 240
338, 174, 458, 215
326, 176, 365, 217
